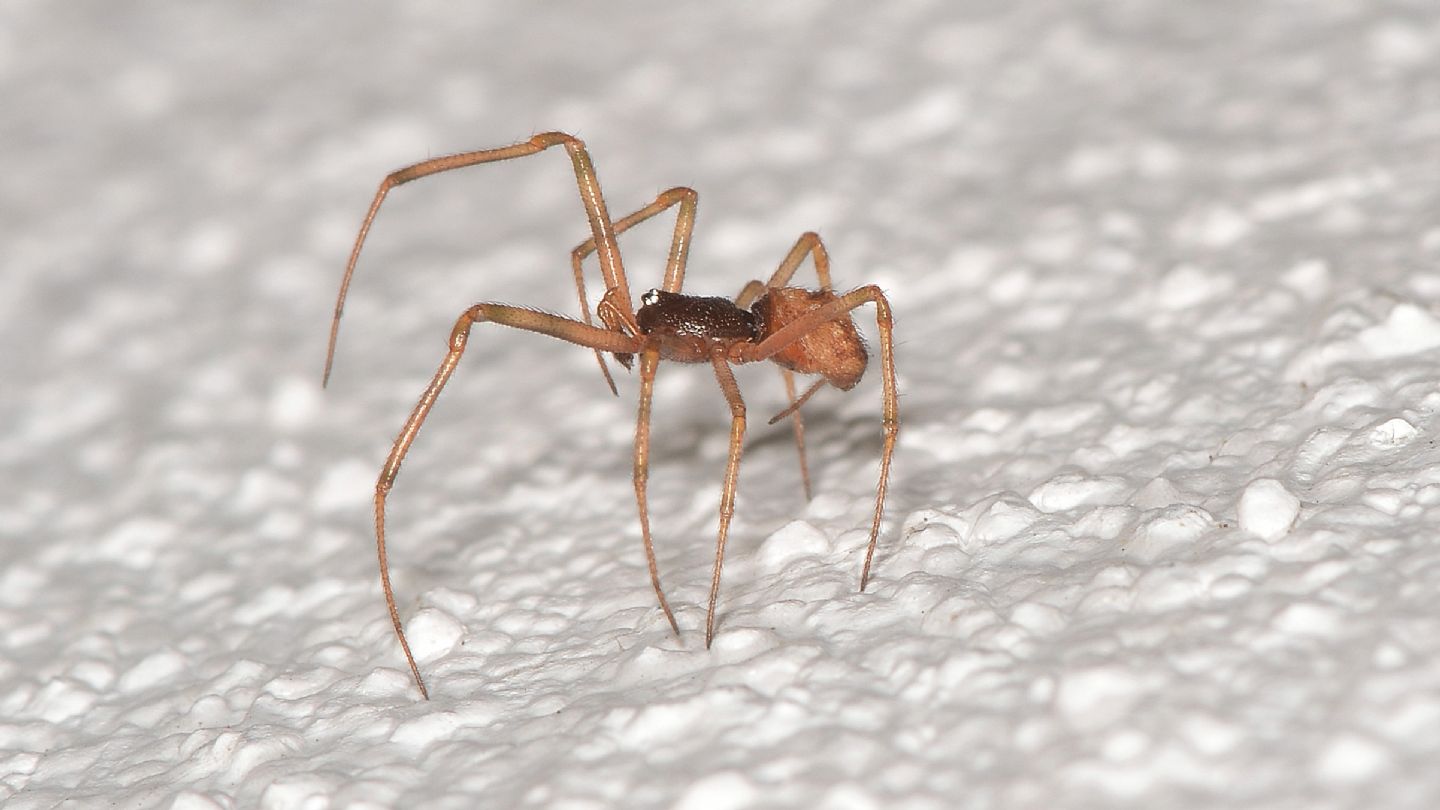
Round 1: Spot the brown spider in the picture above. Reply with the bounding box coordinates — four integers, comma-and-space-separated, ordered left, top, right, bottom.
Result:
324, 132, 898, 699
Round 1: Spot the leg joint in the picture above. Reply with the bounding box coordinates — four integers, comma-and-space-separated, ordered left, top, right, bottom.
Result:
532, 131, 581, 150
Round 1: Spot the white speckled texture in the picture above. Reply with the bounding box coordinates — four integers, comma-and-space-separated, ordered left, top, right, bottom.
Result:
5, 2, 1440, 808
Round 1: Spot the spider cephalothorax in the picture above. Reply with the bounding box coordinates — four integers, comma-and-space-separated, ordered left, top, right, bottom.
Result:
636, 288, 757, 362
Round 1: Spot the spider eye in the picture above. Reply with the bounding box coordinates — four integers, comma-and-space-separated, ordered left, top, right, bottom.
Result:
641, 289, 661, 307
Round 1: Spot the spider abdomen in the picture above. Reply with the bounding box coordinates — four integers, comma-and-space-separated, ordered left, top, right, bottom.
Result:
751, 287, 868, 390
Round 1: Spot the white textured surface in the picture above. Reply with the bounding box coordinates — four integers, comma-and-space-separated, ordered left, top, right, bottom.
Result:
5, 2, 1440, 808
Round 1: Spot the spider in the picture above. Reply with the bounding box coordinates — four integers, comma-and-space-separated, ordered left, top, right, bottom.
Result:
324, 132, 898, 699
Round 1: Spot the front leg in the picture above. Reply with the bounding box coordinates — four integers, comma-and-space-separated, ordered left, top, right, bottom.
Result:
571, 187, 699, 394
325, 132, 635, 386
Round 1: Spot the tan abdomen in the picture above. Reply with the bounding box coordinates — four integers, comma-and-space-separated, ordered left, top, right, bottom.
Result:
752, 288, 868, 390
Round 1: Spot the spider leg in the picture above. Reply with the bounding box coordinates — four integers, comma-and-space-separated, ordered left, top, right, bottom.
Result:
632, 345, 681, 637
735, 232, 834, 499
704, 346, 748, 648
769, 374, 827, 427
779, 370, 814, 500
375, 304, 641, 699
571, 187, 698, 395
735, 280, 766, 308
737, 285, 898, 591
325, 132, 633, 385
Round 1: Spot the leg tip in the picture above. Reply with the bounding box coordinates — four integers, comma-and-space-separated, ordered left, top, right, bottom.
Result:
659, 602, 680, 637
411, 668, 431, 701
